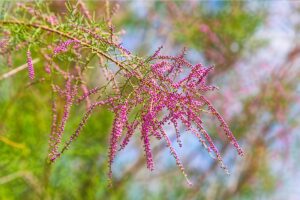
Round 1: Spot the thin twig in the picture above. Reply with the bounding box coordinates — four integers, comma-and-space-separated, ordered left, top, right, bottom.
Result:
0, 20, 133, 74
0, 59, 39, 81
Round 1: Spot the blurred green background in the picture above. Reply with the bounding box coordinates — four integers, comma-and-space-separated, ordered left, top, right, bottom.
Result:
1, 1, 300, 199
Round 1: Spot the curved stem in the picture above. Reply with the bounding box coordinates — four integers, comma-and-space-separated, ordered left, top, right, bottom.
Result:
0, 20, 132, 74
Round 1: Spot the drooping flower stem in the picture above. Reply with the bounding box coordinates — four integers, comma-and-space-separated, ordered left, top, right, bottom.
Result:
26, 49, 35, 80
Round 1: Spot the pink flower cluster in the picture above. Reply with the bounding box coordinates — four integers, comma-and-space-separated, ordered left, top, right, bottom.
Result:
108, 103, 128, 179
2, 1, 243, 186
26, 49, 35, 80
48, 76, 78, 161
42, 32, 242, 184
104, 47, 244, 184
53, 39, 79, 55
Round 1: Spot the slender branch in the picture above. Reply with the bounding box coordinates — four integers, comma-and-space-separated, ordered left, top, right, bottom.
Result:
0, 59, 39, 81
0, 171, 27, 184
0, 135, 27, 149
0, 20, 133, 74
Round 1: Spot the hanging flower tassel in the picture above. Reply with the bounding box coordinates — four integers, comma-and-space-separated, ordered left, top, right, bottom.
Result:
26, 49, 35, 80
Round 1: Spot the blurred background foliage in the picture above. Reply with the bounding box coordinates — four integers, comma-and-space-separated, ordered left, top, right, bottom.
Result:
1, 1, 300, 200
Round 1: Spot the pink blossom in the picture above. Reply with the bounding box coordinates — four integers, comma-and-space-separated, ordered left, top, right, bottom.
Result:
26, 49, 35, 80
108, 103, 128, 179
53, 39, 79, 55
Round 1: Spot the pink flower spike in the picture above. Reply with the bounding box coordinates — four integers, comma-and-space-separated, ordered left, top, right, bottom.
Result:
141, 113, 155, 171
26, 49, 35, 80
108, 103, 128, 180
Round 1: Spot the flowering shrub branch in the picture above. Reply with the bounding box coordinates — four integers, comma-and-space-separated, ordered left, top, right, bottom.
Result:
0, 1, 243, 185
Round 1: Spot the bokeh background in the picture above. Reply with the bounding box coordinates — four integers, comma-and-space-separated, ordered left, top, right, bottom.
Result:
1, 1, 300, 199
